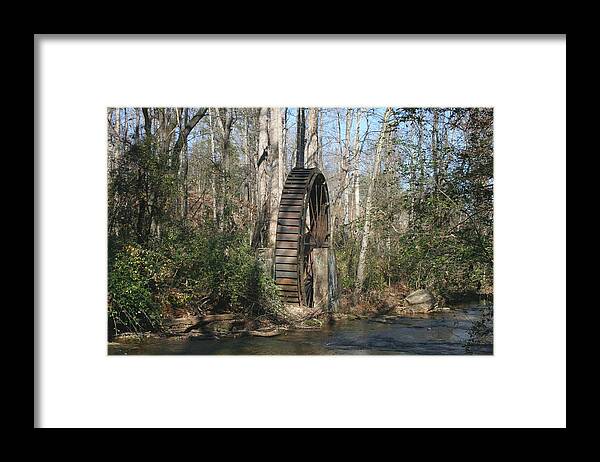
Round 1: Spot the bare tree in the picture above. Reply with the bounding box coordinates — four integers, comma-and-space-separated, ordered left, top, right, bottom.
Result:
281, 108, 288, 175
342, 108, 352, 226
351, 108, 364, 225
268, 107, 283, 247
208, 108, 218, 222
136, 107, 207, 242
305, 108, 319, 168
216, 108, 234, 228
296, 108, 306, 168
432, 108, 439, 193
354, 107, 392, 295
253, 107, 270, 248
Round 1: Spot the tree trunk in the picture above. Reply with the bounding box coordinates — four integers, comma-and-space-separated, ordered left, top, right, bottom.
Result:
182, 109, 190, 221
295, 108, 306, 168
417, 111, 425, 203
115, 108, 121, 165
277, 108, 285, 194
253, 107, 270, 248
432, 108, 439, 193
134, 108, 140, 141
281, 108, 289, 174
268, 107, 282, 247
244, 113, 255, 237
172, 107, 207, 163
208, 109, 218, 222
352, 108, 363, 225
354, 107, 392, 295
305, 108, 319, 168
342, 109, 352, 227
217, 108, 234, 229
409, 119, 417, 224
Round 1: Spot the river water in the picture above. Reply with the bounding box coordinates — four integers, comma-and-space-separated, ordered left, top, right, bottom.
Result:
108, 303, 492, 355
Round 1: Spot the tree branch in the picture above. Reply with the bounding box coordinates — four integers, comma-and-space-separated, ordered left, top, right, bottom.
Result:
172, 107, 208, 159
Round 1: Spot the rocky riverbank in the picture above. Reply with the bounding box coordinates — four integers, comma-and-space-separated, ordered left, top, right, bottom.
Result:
109, 287, 486, 345
108, 301, 493, 355
111, 313, 286, 343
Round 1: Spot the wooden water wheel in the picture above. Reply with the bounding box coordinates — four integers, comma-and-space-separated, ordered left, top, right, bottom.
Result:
275, 167, 331, 307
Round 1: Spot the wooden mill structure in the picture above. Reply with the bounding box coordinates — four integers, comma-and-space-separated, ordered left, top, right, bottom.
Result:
274, 166, 335, 315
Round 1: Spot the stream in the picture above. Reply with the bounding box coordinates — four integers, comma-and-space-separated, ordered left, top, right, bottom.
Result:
108, 303, 492, 355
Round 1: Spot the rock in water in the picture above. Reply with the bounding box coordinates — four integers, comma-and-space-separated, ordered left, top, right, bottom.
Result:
403, 289, 435, 312
405, 289, 434, 305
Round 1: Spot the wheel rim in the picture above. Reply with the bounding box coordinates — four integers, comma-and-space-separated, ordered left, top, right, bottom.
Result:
274, 168, 330, 307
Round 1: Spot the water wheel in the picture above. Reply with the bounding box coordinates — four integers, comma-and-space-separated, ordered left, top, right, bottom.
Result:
275, 167, 331, 308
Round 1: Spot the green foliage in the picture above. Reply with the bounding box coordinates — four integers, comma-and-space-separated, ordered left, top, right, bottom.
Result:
108, 227, 283, 336
334, 108, 493, 301
465, 304, 493, 353
244, 258, 286, 321
333, 227, 393, 294
392, 227, 492, 300
333, 229, 359, 292
180, 229, 281, 315
108, 243, 163, 336
108, 139, 179, 244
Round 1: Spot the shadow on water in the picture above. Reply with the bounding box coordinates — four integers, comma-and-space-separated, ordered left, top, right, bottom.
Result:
108, 303, 493, 356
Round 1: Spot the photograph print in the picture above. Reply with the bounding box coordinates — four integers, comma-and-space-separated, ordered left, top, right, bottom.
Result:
107, 107, 493, 355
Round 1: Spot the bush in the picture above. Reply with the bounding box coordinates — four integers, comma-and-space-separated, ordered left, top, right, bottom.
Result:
392, 228, 492, 300
108, 244, 163, 337
107, 227, 283, 335
332, 228, 359, 292
184, 231, 283, 319
332, 211, 493, 301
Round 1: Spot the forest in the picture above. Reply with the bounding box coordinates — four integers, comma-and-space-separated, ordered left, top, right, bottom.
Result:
107, 107, 493, 342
